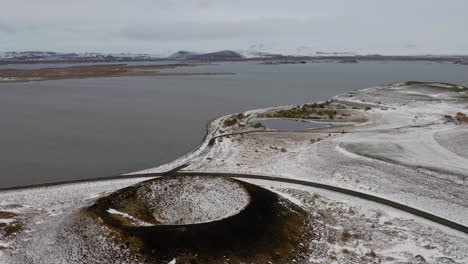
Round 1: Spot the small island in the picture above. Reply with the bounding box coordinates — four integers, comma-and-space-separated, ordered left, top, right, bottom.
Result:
0, 63, 230, 82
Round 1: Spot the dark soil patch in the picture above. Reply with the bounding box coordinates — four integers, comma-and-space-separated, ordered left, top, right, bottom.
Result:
0, 222, 23, 237
0, 211, 17, 219
88, 176, 314, 264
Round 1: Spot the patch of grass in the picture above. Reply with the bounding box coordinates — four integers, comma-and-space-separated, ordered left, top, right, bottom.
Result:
251, 122, 264, 128
265, 103, 338, 120
341, 248, 351, 254
270, 108, 314, 119
4, 204, 22, 210
341, 231, 352, 242
404, 81, 427, 86
403, 81, 467, 91
235, 113, 246, 120
424, 244, 436, 250
0, 211, 17, 219
1, 222, 23, 237
326, 236, 336, 244
326, 110, 337, 120
223, 113, 247, 127
223, 117, 238, 127
366, 250, 377, 257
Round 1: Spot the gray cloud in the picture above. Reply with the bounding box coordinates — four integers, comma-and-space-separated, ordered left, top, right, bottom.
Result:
0, 23, 15, 34
119, 18, 307, 41
1, 0, 468, 55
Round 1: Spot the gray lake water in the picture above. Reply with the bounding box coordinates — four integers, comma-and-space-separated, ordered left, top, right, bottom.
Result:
1, 61, 468, 188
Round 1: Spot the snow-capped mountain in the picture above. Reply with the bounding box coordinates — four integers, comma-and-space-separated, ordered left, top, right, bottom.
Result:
236, 44, 288, 58
236, 43, 361, 58
0, 51, 161, 62
235, 50, 282, 58
167, 50, 244, 60
167, 51, 201, 60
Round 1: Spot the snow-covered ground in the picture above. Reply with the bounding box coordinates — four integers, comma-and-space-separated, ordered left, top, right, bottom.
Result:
132, 176, 250, 225
0, 177, 148, 263
1, 82, 468, 263
0, 77, 17, 82
248, 179, 468, 264
175, 82, 468, 226
0, 176, 466, 263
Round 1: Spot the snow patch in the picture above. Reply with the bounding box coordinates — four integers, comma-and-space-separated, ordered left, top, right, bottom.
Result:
138, 177, 250, 225
107, 208, 153, 226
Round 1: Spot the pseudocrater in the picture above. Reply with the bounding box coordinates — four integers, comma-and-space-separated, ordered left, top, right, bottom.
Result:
97, 176, 250, 226
86, 175, 314, 263
147, 177, 249, 225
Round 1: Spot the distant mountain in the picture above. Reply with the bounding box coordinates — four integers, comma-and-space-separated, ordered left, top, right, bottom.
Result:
237, 44, 288, 58
315, 51, 357, 56
240, 43, 361, 57
167, 51, 201, 60
236, 50, 282, 58
3, 50, 460, 64
0, 51, 160, 63
167, 50, 244, 60
190, 50, 244, 60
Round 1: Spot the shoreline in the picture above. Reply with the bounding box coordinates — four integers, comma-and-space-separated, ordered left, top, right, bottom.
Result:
131, 81, 468, 224
1, 82, 468, 263
2, 82, 466, 223
2, 54, 468, 65
0, 63, 233, 83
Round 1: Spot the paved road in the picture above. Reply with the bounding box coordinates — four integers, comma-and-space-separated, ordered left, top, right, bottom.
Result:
167, 170, 468, 234
1, 167, 466, 234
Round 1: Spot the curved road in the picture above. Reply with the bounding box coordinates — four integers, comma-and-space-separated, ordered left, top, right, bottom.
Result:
151, 170, 468, 234
0, 164, 466, 234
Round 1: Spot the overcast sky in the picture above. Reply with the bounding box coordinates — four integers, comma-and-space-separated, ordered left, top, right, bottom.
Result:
1, 0, 467, 55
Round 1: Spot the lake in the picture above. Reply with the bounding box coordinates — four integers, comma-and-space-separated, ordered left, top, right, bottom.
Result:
1, 61, 467, 188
